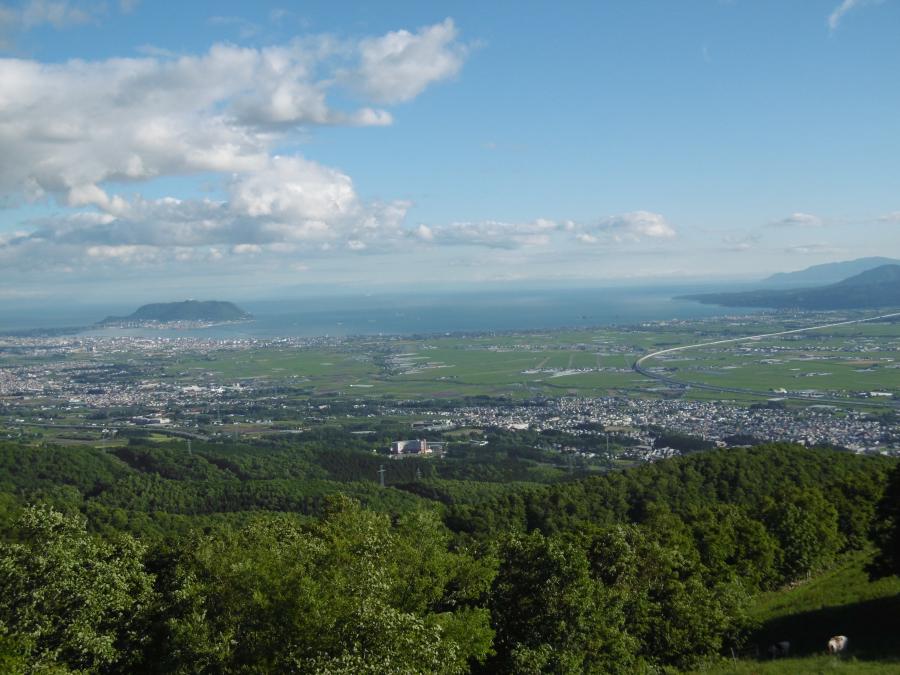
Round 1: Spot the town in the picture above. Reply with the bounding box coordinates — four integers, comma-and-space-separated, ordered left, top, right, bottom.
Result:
2, 314, 897, 461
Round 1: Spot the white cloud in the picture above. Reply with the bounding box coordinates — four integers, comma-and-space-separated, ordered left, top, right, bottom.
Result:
770, 212, 824, 227
415, 224, 434, 241
232, 243, 262, 255
416, 218, 559, 249
0, 21, 690, 281
411, 212, 675, 250
86, 244, 153, 261
594, 211, 677, 241
0, 151, 416, 270
0, 21, 468, 275
0, 23, 466, 209
353, 18, 468, 104
828, 0, 878, 31
230, 156, 358, 223
877, 211, 900, 223
1, 201, 679, 273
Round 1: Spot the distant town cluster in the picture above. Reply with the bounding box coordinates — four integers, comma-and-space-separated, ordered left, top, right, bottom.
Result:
1, 312, 898, 460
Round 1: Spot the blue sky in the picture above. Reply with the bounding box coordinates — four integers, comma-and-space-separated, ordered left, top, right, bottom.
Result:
0, 0, 898, 302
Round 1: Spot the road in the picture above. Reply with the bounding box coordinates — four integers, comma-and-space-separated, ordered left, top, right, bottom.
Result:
633, 311, 900, 407
13, 421, 209, 441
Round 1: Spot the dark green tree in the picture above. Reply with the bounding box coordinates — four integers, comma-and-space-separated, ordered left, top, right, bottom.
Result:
488, 531, 636, 673
0, 506, 154, 672
764, 488, 843, 581
871, 463, 900, 578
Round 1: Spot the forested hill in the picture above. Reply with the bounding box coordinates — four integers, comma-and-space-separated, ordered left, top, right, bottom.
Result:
0, 439, 897, 672
98, 300, 251, 324
681, 263, 900, 309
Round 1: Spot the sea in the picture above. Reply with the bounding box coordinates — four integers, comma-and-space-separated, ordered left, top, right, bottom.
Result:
0, 284, 760, 339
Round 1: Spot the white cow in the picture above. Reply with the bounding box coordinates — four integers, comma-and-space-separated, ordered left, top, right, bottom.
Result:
827, 635, 849, 654
767, 641, 790, 658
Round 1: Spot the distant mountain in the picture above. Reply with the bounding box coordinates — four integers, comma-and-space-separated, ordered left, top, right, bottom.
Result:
762, 257, 900, 287
99, 300, 251, 325
681, 264, 900, 310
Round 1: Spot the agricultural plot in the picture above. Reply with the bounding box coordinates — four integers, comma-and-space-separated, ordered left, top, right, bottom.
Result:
65, 314, 896, 406
165, 348, 379, 392
644, 322, 900, 403
380, 338, 659, 398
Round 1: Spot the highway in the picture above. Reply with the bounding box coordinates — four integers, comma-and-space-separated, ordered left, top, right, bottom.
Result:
633, 311, 900, 408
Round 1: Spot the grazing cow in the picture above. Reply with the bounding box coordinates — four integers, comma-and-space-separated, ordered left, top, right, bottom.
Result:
767, 641, 790, 659
827, 635, 849, 654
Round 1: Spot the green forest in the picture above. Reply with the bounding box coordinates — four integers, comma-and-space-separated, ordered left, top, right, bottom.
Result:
0, 434, 898, 673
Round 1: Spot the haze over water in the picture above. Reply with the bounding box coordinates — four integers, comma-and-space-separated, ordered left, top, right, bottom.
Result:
51, 286, 757, 339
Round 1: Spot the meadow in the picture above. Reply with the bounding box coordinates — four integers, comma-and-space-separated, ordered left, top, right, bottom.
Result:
695, 550, 900, 673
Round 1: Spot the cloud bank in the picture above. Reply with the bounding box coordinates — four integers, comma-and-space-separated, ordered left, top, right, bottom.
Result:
0, 21, 467, 209
0, 17, 679, 280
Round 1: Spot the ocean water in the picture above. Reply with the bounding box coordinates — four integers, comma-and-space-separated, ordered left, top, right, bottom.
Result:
32, 285, 759, 339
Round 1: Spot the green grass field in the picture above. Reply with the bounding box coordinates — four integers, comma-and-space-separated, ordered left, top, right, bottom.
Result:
693, 550, 900, 673
640, 321, 900, 402
66, 315, 897, 404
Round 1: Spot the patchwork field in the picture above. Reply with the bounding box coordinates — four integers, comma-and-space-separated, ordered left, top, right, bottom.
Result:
32, 313, 896, 407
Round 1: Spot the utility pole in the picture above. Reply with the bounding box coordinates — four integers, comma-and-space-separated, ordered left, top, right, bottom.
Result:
378, 464, 386, 488
187, 438, 192, 455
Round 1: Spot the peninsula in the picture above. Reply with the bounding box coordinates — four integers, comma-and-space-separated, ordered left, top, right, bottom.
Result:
680, 264, 900, 310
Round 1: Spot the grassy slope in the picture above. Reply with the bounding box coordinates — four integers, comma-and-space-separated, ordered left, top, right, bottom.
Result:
693, 550, 900, 673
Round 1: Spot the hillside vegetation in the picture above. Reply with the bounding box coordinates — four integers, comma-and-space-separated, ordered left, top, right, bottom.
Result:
695, 550, 900, 673
0, 440, 897, 672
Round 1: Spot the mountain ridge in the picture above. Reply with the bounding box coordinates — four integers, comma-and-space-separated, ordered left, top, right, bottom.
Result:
762, 257, 900, 287
681, 264, 900, 310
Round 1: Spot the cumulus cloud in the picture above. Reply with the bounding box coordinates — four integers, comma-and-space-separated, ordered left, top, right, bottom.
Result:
230, 156, 358, 224
0, 23, 467, 209
0, 20, 474, 272
0, 18, 681, 278
2, 200, 677, 272
828, 0, 879, 31
353, 18, 468, 103
411, 212, 675, 250
416, 218, 559, 249
0, 152, 416, 270
594, 211, 677, 241
770, 212, 824, 228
